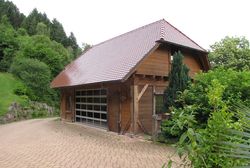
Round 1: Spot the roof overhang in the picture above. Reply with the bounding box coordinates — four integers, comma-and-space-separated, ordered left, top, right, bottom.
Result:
156, 39, 211, 71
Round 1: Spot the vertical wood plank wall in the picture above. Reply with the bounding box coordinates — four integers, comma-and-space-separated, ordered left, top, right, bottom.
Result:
138, 85, 153, 134
60, 88, 75, 122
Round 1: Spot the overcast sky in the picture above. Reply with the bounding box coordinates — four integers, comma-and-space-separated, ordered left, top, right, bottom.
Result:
10, 0, 250, 50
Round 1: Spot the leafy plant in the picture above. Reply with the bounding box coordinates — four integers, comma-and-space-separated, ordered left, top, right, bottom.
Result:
217, 105, 250, 167
164, 76, 250, 167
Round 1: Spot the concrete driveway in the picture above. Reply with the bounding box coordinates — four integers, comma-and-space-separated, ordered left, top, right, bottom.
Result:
0, 118, 180, 168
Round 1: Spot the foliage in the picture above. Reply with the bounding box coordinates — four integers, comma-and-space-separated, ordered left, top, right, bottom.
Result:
161, 69, 250, 139
0, 0, 25, 29
163, 51, 190, 111
0, 0, 86, 115
169, 106, 249, 168
0, 72, 27, 116
217, 105, 250, 167
0, 16, 18, 71
16, 35, 71, 76
10, 57, 55, 103
209, 36, 250, 71
162, 69, 250, 167
50, 18, 68, 46
36, 22, 50, 36
21, 8, 51, 36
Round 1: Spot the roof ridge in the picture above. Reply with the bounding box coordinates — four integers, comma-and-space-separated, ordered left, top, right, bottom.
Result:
93, 19, 164, 47
160, 19, 165, 39
162, 19, 206, 51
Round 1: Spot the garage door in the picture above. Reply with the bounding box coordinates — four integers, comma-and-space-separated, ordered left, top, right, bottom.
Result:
75, 89, 107, 128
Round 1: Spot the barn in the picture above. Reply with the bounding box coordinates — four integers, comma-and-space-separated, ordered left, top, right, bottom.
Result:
51, 19, 210, 135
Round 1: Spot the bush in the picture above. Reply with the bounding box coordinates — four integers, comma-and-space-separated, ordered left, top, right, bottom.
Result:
161, 69, 250, 167
161, 68, 250, 139
10, 57, 56, 104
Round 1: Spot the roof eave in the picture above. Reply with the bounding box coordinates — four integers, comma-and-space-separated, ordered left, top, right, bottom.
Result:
51, 79, 123, 89
156, 39, 208, 54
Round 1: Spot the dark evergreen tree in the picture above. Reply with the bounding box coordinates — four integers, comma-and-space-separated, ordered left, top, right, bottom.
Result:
0, 0, 25, 29
67, 32, 80, 57
21, 8, 51, 36
50, 18, 68, 46
163, 51, 190, 110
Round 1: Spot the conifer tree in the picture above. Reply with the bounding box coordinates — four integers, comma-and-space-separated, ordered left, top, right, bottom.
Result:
163, 51, 190, 110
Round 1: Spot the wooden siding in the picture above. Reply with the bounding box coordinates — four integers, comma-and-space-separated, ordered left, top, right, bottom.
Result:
138, 85, 153, 134
107, 86, 119, 132
60, 88, 75, 122
120, 84, 131, 133
136, 48, 170, 76
183, 53, 202, 77
136, 46, 204, 78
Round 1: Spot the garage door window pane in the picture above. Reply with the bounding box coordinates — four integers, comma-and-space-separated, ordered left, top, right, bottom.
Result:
76, 111, 80, 115
101, 113, 107, 120
101, 106, 107, 111
94, 113, 100, 118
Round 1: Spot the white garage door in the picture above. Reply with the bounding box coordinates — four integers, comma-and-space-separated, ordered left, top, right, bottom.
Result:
75, 89, 107, 128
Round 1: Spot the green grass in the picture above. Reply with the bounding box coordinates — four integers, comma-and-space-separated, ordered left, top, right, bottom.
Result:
0, 72, 27, 116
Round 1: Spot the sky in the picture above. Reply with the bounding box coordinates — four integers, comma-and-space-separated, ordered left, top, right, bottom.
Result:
10, 0, 250, 50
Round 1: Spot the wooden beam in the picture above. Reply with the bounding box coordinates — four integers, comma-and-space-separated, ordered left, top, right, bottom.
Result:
137, 84, 149, 102
133, 85, 139, 134
137, 120, 148, 134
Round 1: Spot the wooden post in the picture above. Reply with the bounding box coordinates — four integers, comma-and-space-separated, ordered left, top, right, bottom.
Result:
152, 85, 157, 141
133, 85, 139, 134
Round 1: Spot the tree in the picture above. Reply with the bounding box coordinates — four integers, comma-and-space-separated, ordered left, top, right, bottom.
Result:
50, 18, 67, 46
21, 8, 51, 36
16, 35, 71, 76
82, 42, 91, 53
66, 32, 81, 57
0, 15, 18, 71
163, 51, 190, 110
0, 0, 25, 29
209, 36, 250, 71
36, 22, 50, 36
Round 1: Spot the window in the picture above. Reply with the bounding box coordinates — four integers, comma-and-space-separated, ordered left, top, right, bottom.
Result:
155, 94, 165, 114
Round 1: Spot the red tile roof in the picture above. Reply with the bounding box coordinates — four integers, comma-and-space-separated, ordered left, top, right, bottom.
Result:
51, 19, 207, 88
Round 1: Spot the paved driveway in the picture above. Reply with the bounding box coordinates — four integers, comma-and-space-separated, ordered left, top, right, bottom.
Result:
0, 118, 180, 168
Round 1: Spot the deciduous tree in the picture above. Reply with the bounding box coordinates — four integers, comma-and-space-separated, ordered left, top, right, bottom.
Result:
209, 36, 250, 71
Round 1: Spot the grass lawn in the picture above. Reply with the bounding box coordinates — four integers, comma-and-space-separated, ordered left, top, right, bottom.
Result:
0, 72, 26, 116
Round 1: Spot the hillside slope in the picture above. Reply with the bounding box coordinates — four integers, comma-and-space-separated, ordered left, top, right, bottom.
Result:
0, 73, 26, 116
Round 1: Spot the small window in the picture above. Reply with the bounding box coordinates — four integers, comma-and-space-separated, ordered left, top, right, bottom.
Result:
66, 96, 71, 111
170, 55, 173, 63
155, 94, 165, 114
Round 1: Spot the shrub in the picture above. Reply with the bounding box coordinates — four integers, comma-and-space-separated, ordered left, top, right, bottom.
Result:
10, 57, 55, 103
162, 69, 250, 167
161, 68, 250, 139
